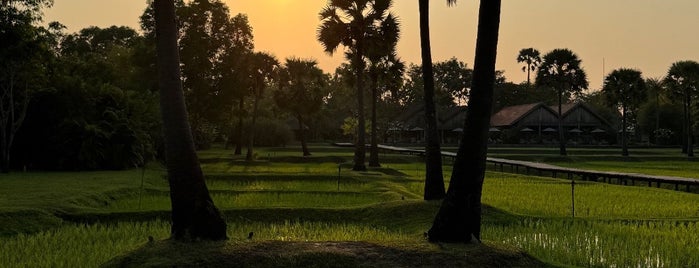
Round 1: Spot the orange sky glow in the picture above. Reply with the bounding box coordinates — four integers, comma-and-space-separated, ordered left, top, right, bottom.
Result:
44, 0, 699, 90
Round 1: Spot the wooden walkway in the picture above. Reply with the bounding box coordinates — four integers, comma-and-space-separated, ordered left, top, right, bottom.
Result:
335, 143, 699, 192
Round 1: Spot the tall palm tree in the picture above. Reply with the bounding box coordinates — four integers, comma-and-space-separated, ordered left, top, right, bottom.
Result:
365, 12, 400, 167
427, 0, 501, 243
602, 68, 646, 157
245, 52, 279, 161
417, 0, 456, 200
318, 0, 395, 171
153, 0, 226, 240
516, 47, 541, 85
535, 48, 588, 156
664, 60, 699, 157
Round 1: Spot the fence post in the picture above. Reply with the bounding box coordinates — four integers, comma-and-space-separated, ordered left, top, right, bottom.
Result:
337, 164, 341, 191
571, 180, 576, 218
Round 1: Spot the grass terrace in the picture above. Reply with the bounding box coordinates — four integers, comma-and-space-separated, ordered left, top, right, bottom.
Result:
1, 145, 697, 267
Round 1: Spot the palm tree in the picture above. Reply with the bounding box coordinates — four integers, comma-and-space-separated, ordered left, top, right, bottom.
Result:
535, 48, 588, 156
664, 60, 699, 157
275, 58, 327, 156
645, 78, 665, 140
318, 0, 395, 171
602, 68, 646, 157
153, 0, 226, 240
417, 0, 456, 200
245, 52, 279, 161
365, 12, 400, 167
427, 0, 501, 243
516, 48, 541, 85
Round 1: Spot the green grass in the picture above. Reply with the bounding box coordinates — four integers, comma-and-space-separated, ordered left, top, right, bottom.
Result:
2, 145, 699, 267
104, 192, 393, 211
485, 218, 699, 267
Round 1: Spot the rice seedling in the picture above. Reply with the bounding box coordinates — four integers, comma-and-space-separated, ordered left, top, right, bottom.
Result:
104, 192, 393, 211
485, 219, 699, 268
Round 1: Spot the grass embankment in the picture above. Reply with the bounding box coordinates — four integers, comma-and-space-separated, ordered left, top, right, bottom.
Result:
1, 145, 698, 267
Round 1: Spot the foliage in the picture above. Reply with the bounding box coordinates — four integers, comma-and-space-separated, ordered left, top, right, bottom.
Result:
400, 60, 472, 107
663, 60, 699, 155
275, 59, 327, 122
0, 2, 57, 172
516, 48, 541, 85
602, 68, 646, 155
141, 0, 256, 149
11, 26, 160, 170
492, 82, 558, 112
535, 48, 588, 101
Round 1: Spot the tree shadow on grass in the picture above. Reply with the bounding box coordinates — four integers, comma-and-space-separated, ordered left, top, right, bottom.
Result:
103, 240, 551, 268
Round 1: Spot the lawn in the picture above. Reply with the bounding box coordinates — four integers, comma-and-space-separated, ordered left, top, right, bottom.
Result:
1, 145, 698, 267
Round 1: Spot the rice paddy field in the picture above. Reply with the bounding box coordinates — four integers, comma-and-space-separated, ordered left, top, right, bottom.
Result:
1, 144, 698, 267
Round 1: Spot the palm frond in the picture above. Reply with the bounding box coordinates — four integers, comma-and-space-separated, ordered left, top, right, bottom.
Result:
317, 19, 348, 55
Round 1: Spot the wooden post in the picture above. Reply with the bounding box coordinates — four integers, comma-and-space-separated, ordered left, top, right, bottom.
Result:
571, 180, 576, 218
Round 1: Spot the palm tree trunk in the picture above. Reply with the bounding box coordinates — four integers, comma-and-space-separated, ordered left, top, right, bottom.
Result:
557, 90, 567, 156
687, 94, 694, 157
369, 71, 380, 167
526, 65, 531, 85
621, 105, 628, 156
298, 115, 311, 156
246, 93, 260, 161
353, 47, 367, 171
427, 0, 501, 243
234, 97, 243, 155
419, 0, 445, 200
682, 96, 688, 154
154, 0, 226, 241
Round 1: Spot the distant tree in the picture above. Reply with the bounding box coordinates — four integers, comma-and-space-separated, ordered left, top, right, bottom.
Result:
428, 0, 501, 243
641, 78, 668, 142
218, 14, 255, 155
535, 48, 589, 156
153, 0, 226, 241
664, 60, 699, 157
365, 10, 400, 167
516, 48, 541, 85
245, 52, 278, 161
275, 58, 327, 156
434, 58, 473, 105
602, 68, 646, 156
400, 64, 454, 107
142, 0, 250, 149
318, 0, 395, 171
0, 0, 55, 172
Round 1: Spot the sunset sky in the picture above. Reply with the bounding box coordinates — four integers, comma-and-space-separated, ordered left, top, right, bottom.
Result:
44, 0, 699, 90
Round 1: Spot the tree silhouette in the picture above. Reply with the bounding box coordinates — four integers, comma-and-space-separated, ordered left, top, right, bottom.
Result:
602, 68, 646, 156
318, 0, 395, 171
275, 58, 327, 156
664, 60, 699, 157
517, 48, 541, 85
245, 52, 279, 161
0, 0, 55, 173
535, 48, 588, 156
428, 0, 501, 243
365, 10, 399, 167
153, 0, 226, 241
417, 0, 456, 200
